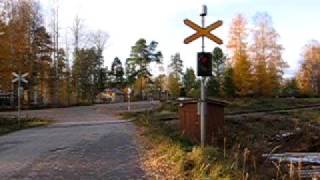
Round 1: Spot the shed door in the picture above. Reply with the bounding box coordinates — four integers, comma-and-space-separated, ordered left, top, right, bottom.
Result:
183, 103, 200, 143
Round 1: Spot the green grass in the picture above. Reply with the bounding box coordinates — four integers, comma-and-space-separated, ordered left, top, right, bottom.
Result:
0, 117, 52, 135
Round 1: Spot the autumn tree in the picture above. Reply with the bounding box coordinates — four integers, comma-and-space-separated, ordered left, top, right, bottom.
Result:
133, 76, 148, 99
154, 74, 167, 93
250, 12, 287, 96
296, 41, 320, 96
227, 14, 252, 96
0, 2, 12, 91
0, 0, 54, 105
167, 73, 180, 98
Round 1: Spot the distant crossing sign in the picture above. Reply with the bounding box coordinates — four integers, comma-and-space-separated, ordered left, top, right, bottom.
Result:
184, 19, 223, 45
12, 72, 29, 123
12, 72, 29, 83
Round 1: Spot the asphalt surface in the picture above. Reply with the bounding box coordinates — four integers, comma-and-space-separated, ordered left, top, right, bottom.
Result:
0, 101, 159, 180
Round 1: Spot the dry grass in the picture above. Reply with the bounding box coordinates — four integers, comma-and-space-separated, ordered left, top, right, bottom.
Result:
0, 116, 52, 135
133, 111, 241, 179
130, 98, 320, 179
225, 97, 320, 114
225, 110, 320, 179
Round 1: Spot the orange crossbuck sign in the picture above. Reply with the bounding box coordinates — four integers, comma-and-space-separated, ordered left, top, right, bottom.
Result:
184, 19, 223, 45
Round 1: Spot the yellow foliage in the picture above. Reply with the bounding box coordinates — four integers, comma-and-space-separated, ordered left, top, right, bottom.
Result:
133, 76, 148, 96
296, 41, 320, 96
167, 73, 180, 98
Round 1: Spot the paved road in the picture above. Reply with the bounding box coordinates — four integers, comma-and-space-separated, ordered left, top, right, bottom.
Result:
0, 101, 159, 180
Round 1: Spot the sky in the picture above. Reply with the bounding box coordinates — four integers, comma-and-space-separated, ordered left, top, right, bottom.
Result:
40, 0, 320, 78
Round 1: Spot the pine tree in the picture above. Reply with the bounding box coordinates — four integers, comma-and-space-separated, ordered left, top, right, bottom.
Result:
125, 38, 162, 99
110, 57, 124, 88
72, 48, 98, 103
223, 66, 236, 97
168, 53, 183, 79
183, 67, 197, 96
212, 47, 225, 81
207, 47, 226, 97
206, 77, 220, 97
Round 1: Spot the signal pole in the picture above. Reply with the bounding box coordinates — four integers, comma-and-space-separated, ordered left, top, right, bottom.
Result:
183, 5, 223, 147
12, 72, 29, 127
200, 5, 207, 147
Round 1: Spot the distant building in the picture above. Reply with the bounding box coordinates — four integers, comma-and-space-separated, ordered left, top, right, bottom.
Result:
0, 90, 13, 106
95, 88, 125, 103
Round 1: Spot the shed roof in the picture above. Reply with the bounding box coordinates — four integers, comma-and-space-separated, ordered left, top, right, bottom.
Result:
178, 97, 229, 107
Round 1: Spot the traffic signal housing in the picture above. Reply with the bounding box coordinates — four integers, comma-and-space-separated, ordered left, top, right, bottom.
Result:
197, 52, 212, 76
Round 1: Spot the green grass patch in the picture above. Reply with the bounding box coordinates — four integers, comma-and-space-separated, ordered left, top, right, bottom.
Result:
0, 116, 52, 135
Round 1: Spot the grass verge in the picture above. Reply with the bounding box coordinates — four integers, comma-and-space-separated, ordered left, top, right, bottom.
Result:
0, 116, 52, 135
126, 100, 320, 179
125, 110, 242, 179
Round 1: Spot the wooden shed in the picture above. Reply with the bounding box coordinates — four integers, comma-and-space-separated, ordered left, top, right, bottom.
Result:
178, 98, 228, 145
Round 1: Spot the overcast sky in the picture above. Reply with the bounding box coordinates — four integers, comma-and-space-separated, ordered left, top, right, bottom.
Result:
40, 0, 320, 78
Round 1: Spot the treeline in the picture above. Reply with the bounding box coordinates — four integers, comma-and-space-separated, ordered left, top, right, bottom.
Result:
1, 1, 319, 107
0, 0, 112, 105
163, 13, 320, 98
0, 0, 164, 105
225, 13, 320, 97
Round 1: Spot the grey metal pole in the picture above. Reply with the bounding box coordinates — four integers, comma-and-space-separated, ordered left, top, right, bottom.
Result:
18, 72, 21, 127
128, 95, 131, 111
200, 9, 206, 147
